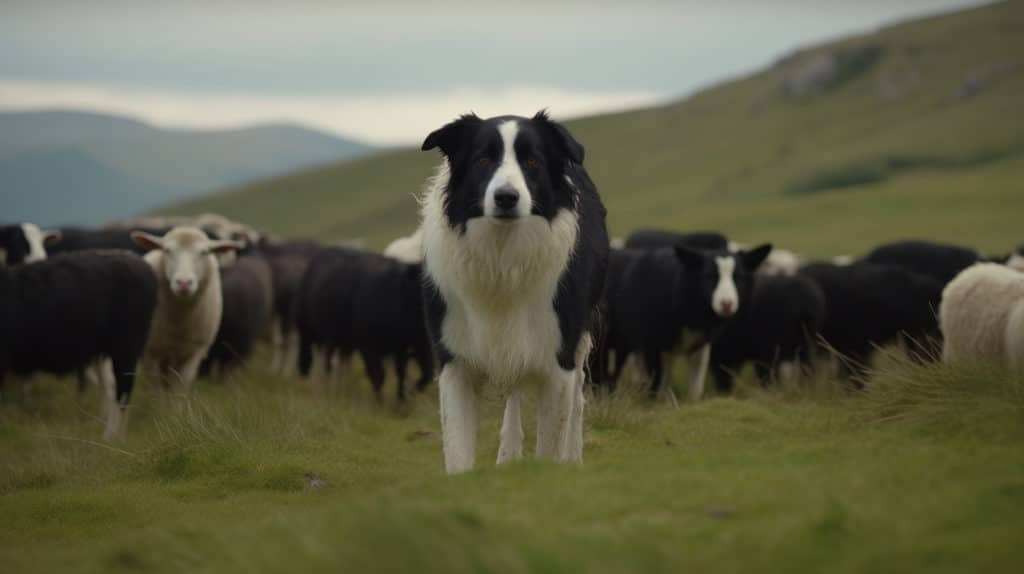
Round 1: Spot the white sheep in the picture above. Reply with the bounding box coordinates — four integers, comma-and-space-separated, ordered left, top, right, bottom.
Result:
383, 227, 423, 263
940, 263, 1024, 371
759, 247, 803, 276
131, 227, 241, 392
729, 241, 803, 276
831, 254, 856, 266
1007, 245, 1024, 273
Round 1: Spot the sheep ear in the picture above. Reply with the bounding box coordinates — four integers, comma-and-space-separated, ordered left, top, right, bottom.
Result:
130, 231, 164, 252
740, 243, 773, 270
209, 239, 243, 254
43, 229, 62, 245
673, 244, 706, 268
421, 113, 482, 159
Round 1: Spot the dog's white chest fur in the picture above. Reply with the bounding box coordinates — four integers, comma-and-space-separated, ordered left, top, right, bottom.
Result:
421, 166, 579, 386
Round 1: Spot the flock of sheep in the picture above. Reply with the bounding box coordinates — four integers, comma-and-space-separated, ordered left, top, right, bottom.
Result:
1, 214, 1022, 440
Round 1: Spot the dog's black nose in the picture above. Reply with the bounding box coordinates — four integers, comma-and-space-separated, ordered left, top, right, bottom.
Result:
494, 187, 519, 211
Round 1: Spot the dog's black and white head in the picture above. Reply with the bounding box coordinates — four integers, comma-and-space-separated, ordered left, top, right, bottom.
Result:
422, 111, 584, 229
0, 223, 61, 266
674, 244, 773, 318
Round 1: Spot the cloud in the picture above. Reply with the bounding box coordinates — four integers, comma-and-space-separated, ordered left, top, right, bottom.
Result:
0, 79, 664, 146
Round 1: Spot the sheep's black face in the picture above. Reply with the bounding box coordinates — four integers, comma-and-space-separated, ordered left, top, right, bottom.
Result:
422, 111, 585, 230
674, 244, 773, 318
0, 223, 55, 265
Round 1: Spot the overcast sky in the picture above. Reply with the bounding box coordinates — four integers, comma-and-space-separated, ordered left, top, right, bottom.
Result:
0, 1, 990, 145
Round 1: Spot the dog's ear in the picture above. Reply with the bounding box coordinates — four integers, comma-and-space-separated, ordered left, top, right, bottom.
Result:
533, 109, 584, 164
421, 113, 483, 159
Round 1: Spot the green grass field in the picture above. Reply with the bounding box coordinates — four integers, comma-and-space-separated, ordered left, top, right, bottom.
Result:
2, 355, 1023, 573
5, 2, 1024, 572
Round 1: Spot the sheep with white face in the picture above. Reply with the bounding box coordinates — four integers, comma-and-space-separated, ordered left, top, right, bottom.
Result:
131, 226, 241, 392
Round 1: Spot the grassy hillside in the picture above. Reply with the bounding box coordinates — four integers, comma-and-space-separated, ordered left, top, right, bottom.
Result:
2, 356, 1023, 573
170, 1, 1024, 256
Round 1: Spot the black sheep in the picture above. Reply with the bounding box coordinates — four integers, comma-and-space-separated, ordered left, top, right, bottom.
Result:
255, 238, 323, 374
709, 273, 827, 393
799, 261, 943, 383
0, 222, 60, 265
295, 247, 433, 400
599, 243, 771, 402
200, 254, 274, 379
862, 239, 982, 285
624, 228, 730, 252
0, 251, 157, 438
45, 226, 152, 256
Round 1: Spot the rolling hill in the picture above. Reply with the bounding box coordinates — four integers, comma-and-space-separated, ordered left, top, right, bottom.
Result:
0, 110, 372, 226
168, 1, 1024, 257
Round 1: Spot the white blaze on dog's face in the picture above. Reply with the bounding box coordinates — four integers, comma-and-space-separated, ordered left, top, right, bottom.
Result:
131, 227, 240, 298
421, 111, 585, 230
482, 121, 533, 220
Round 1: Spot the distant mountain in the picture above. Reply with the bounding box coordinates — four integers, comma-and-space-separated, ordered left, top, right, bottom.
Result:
0, 110, 373, 226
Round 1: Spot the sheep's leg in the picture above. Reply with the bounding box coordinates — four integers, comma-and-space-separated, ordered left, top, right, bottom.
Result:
712, 362, 735, 395
282, 331, 300, 377
270, 319, 284, 373
1006, 301, 1024, 372
413, 343, 435, 393
105, 358, 134, 441
98, 360, 123, 441
687, 344, 711, 403
661, 353, 679, 408
754, 362, 773, 388
496, 389, 523, 465
439, 362, 477, 475
317, 347, 334, 383
334, 351, 352, 391
76, 366, 96, 395
777, 360, 798, 386
177, 352, 204, 396
156, 361, 174, 390
536, 368, 575, 462
393, 350, 409, 402
607, 349, 629, 394
297, 334, 315, 378
362, 351, 386, 402
643, 349, 663, 401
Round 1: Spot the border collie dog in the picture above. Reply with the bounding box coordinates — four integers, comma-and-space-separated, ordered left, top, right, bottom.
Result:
419, 111, 609, 474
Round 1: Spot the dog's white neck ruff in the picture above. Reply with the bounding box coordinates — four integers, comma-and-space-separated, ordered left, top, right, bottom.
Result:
421, 163, 580, 388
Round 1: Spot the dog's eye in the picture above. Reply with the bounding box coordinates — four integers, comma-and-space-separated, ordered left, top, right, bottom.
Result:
525, 157, 539, 168
476, 156, 491, 168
